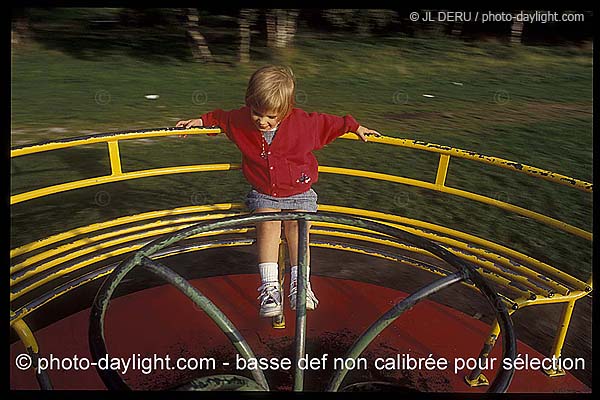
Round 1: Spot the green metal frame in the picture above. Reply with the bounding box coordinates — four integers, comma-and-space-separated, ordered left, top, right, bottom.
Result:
86, 212, 517, 392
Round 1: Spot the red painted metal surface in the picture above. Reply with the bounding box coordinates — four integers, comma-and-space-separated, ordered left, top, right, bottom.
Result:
10, 274, 590, 392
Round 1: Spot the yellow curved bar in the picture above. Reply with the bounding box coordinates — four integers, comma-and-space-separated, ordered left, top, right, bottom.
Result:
11, 318, 39, 353
16, 213, 552, 303
11, 268, 115, 326
318, 205, 590, 292
13, 238, 523, 325
10, 127, 222, 157
12, 130, 592, 194
514, 290, 588, 309
10, 164, 242, 205
11, 212, 242, 274
10, 227, 251, 292
11, 162, 591, 244
9, 217, 566, 303
11, 131, 591, 247
10, 227, 254, 301
313, 221, 569, 296
311, 229, 538, 299
319, 166, 591, 241
10, 217, 552, 301
338, 134, 593, 193
11, 203, 243, 258
11, 203, 588, 294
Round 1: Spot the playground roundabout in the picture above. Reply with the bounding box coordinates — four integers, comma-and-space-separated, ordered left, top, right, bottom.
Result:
10, 127, 592, 392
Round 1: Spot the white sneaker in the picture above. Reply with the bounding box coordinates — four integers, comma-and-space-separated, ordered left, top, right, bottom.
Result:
257, 283, 283, 317
289, 281, 319, 311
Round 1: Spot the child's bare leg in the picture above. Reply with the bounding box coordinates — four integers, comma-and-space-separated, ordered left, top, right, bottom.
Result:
255, 207, 282, 263
283, 211, 318, 310
283, 218, 311, 267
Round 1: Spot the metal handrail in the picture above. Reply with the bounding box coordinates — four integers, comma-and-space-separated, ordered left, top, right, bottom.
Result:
11, 204, 586, 304
10, 128, 592, 241
9, 128, 592, 193
10, 202, 589, 294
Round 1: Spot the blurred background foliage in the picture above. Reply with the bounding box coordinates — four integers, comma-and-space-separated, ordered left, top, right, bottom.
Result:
12, 8, 594, 62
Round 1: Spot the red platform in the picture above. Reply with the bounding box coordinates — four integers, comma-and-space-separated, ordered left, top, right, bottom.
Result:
10, 274, 590, 392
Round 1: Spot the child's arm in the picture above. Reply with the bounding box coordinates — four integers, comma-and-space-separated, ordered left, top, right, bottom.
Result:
175, 109, 231, 138
312, 112, 380, 149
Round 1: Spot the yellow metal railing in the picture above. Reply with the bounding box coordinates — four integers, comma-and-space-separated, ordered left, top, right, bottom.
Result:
11, 130, 592, 193
10, 129, 592, 240
10, 127, 592, 383
10, 126, 592, 299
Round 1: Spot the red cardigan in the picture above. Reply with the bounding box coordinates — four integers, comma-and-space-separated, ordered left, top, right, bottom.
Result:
201, 106, 359, 197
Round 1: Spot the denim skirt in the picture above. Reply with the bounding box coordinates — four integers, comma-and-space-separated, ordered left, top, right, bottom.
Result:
245, 188, 318, 212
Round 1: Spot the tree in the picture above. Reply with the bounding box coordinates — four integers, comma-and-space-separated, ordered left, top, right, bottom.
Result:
510, 11, 524, 44
11, 8, 31, 45
266, 9, 299, 48
184, 8, 213, 62
239, 9, 258, 63
322, 9, 397, 35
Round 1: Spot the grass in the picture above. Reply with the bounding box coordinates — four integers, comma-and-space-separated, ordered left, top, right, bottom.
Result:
10, 25, 593, 282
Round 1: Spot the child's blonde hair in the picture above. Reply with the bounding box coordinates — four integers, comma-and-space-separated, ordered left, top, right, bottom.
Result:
245, 65, 296, 119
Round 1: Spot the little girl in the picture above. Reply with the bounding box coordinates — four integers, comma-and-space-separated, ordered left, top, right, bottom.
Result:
176, 65, 379, 318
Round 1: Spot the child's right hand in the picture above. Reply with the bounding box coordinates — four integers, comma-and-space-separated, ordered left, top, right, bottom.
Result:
176, 118, 203, 128
175, 118, 203, 138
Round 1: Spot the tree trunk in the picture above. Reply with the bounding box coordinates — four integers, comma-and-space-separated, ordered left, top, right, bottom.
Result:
239, 11, 250, 63
266, 10, 277, 48
12, 12, 30, 45
239, 9, 258, 63
185, 8, 213, 62
356, 12, 370, 36
450, 22, 464, 37
510, 12, 524, 44
266, 9, 299, 48
284, 9, 299, 46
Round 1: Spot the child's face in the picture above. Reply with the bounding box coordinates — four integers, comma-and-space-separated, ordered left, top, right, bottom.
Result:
251, 108, 280, 132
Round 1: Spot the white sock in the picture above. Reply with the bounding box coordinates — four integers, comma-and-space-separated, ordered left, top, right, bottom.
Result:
290, 265, 311, 287
259, 262, 279, 286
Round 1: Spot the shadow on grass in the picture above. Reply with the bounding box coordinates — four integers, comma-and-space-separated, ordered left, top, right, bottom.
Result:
30, 24, 193, 63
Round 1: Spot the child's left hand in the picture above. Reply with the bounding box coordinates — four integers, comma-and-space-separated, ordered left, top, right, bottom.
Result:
355, 125, 381, 142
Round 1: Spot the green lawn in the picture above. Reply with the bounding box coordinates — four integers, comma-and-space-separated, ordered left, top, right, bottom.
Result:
10, 30, 593, 281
